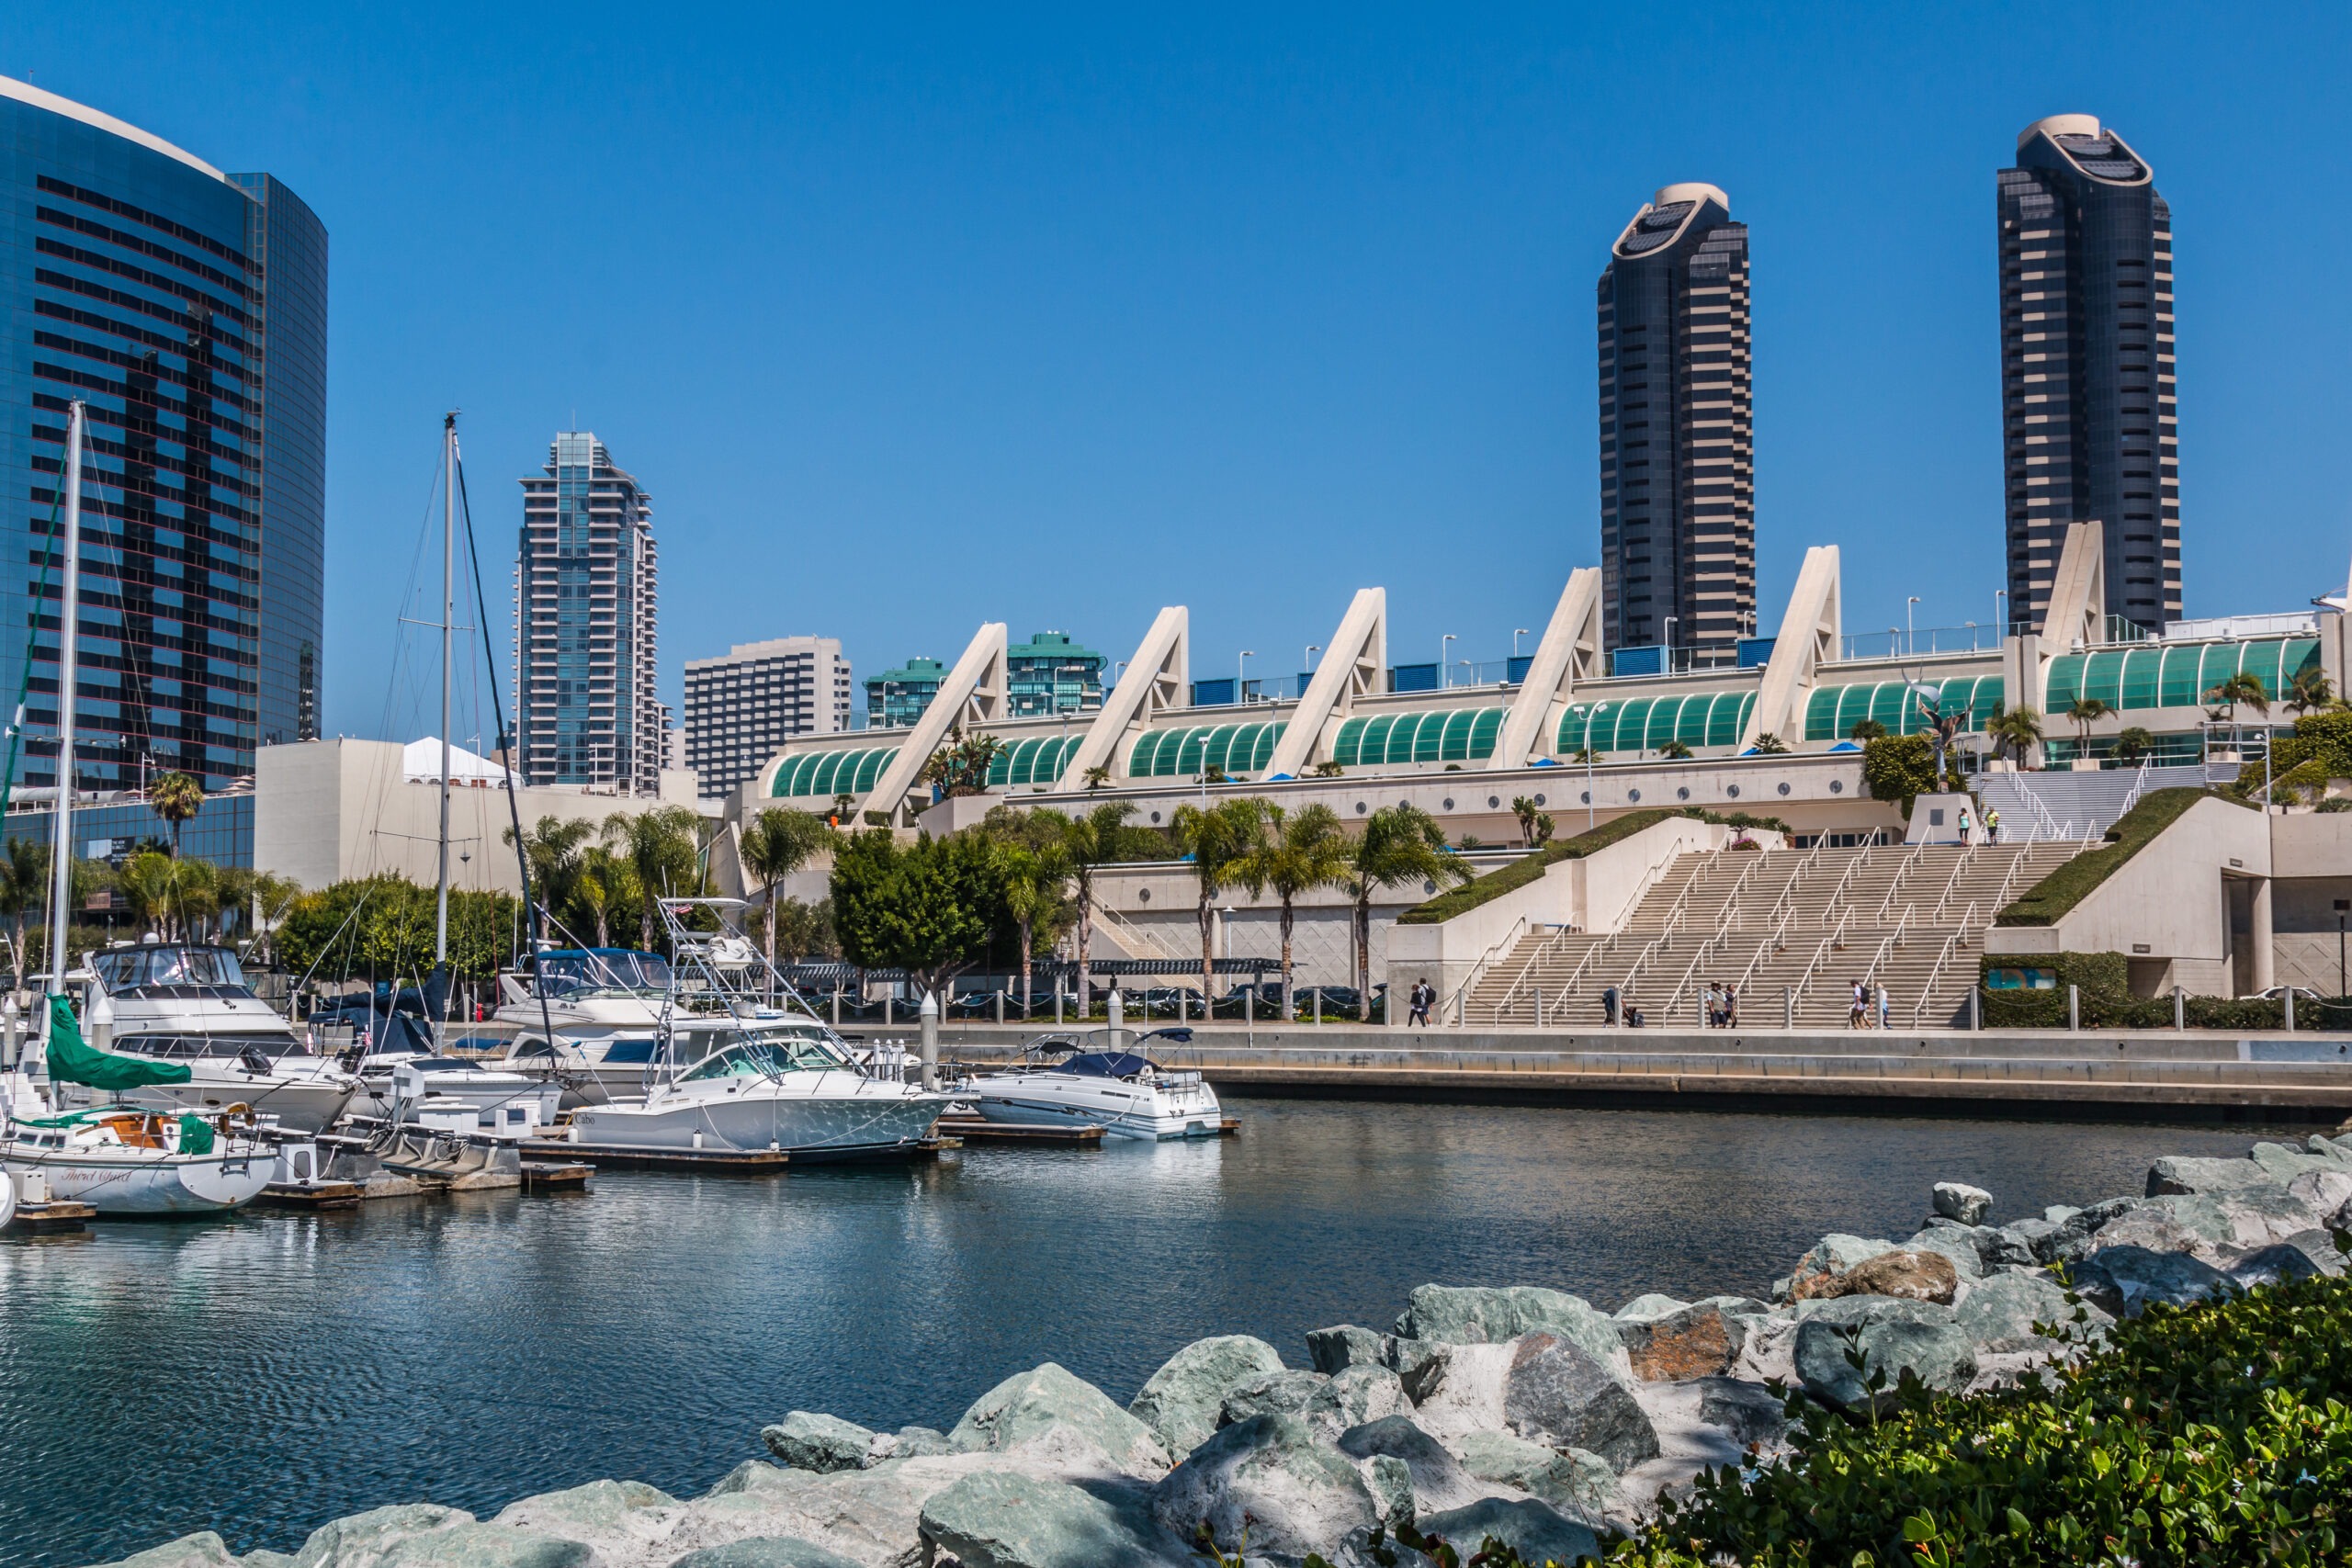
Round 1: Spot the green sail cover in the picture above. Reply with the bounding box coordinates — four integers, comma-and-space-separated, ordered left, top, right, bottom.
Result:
44, 994, 192, 1090
175, 1113, 216, 1156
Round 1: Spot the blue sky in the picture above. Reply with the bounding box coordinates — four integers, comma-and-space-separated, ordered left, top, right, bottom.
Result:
6, 4, 2347, 744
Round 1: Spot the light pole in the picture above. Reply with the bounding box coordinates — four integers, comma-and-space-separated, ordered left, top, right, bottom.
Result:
1906, 596, 1920, 657
2336, 900, 2348, 998
1965, 620, 1978, 652
1661, 617, 1676, 674
1440, 634, 1455, 690
1512, 627, 1530, 658
1238, 650, 1254, 705
1304, 646, 1319, 694
1585, 702, 1609, 829
1995, 590, 2007, 639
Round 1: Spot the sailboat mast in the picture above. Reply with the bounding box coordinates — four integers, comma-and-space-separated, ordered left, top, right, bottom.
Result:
436, 413, 456, 973
45, 401, 85, 998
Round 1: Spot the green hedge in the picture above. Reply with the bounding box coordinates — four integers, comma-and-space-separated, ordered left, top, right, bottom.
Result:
1995, 787, 2226, 927
1359, 1269, 2352, 1567
1975, 952, 2343, 1030
1396, 810, 1671, 925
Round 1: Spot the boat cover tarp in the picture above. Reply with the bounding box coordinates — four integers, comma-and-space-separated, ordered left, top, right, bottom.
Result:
175, 1113, 215, 1155
45, 994, 192, 1090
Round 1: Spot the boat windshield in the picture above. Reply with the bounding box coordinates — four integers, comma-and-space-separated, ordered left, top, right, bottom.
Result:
116, 1032, 297, 1061
678, 1034, 851, 1080
537, 950, 672, 998
92, 944, 251, 995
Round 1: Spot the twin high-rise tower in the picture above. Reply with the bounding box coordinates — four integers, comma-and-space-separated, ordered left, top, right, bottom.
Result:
1597, 115, 2180, 656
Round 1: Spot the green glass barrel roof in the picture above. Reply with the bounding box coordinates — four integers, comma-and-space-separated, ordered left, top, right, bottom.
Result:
1804, 675, 2005, 742
771, 746, 901, 799
1332, 707, 1505, 768
1128, 722, 1285, 779
1559, 691, 1756, 754
2044, 637, 2318, 713
985, 735, 1080, 788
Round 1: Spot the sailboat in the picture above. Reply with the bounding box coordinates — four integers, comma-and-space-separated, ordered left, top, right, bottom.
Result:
0, 401, 273, 1213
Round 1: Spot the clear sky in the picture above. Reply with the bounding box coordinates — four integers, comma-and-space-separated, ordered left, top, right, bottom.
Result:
6, 4, 2347, 744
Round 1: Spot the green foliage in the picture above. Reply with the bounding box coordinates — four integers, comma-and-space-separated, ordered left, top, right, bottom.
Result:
1848, 717, 1888, 741
2205, 671, 2272, 721
1400, 810, 1670, 925
145, 770, 206, 856
1860, 733, 1940, 815
1656, 738, 1693, 761
2112, 725, 2155, 761
276, 874, 520, 984
1975, 950, 2303, 1029
1986, 705, 2043, 762
830, 829, 1010, 998
1605, 1270, 2352, 1567
1996, 787, 2227, 926
762, 896, 839, 963
1750, 732, 1791, 755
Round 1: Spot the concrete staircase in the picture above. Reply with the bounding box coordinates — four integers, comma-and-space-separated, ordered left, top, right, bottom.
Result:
1973, 761, 2221, 843
1458, 840, 2082, 1031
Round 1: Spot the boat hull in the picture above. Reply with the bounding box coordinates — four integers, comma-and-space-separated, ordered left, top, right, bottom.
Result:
1, 1147, 273, 1213
567, 1075, 945, 1158
957, 1077, 1224, 1141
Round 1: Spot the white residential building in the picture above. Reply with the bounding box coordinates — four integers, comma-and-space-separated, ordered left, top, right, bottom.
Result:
684, 636, 853, 799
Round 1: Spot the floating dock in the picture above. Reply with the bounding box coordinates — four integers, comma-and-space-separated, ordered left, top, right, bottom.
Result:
5, 1201, 93, 1235
934, 1117, 1104, 1147
253, 1180, 364, 1212
526, 1139, 792, 1172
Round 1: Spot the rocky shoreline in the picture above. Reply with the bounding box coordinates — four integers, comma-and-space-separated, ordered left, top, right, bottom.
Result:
95, 1129, 2352, 1568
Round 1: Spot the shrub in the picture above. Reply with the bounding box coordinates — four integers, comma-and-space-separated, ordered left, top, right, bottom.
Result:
1397, 810, 1671, 924
1374, 1270, 2352, 1567
1860, 733, 1939, 815
1996, 787, 2228, 926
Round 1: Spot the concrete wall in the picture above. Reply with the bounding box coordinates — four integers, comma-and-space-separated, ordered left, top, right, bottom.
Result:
2271, 817, 2352, 993
256, 739, 710, 895
1985, 795, 2272, 994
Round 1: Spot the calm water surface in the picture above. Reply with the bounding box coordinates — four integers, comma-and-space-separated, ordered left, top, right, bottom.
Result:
0, 1100, 2278, 1566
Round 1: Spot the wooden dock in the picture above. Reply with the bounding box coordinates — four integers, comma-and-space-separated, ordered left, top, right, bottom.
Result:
5, 1201, 93, 1235
519, 1161, 593, 1191
934, 1117, 1104, 1147
253, 1180, 364, 1212
526, 1139, 792, 1172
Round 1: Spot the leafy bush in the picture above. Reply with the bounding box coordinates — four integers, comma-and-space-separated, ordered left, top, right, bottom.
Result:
1996, 787, 2226, 927
1408, 1271, 2352, 1566
1860, 734, 1940, 816
1976, 951, 2302, 1030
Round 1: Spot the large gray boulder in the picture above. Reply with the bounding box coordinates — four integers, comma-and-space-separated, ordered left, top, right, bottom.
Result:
1415, 1497, 1600, 1567
2146, 1156, 2273, 1196
1449, 1431, 1618, 1522
2068, 1245, 2231, 1317
285, 1506, 589, 1568
1392, 1286, 1623, 1371
884, 1426, 955, 1461
86, 1535, 242, 1568
1901, 1227, 1985, 1281
1772, 1235, 1896, 1302
2249, 1139, 2352, 1187
1953, 1269, 2098, 1353
1217, 1369, 1329, 1427
1126, 1336, 1285, 1462
763, 1413, 880, 1473
1305, 1325, 1389, 1375
2264, 1229, 2350, 1277
1335, 1416, 1491, 1514
1932, 1181, 1993, 1225
2038, 1198, 2143, 1264
2213, 1186, 2339, 1250
1408, 1336, 1657, 1473
1692, 1377, 1789, 1451
2087, 1196, 2233, 1260
491, 1480, 679, 1561
1792, 1298, 1977, 1408
673, 1453, 1096, 1568
2285, 1169, 2352, 1229
2225, 1242, 2326, 1289
665, 1539, 866, 1568
955, 1363, 1171, 1477
917, 1471, 1179, 1568
1306, 1364, 1412, 1438
1148, 1413, 1377, 1562
1361, 1456, 1416, 1530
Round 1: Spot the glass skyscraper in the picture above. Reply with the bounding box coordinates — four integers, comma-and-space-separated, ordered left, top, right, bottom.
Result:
514, 433, 665, 794
1595, 183, 1754, 664
0, 77, 327, 794
1998, 115, 2180, 636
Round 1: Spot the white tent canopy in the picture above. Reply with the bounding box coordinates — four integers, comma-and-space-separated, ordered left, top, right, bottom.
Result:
400, 737, 513, 786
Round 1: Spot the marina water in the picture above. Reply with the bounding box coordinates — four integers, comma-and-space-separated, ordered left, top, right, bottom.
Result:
0, 1100, 2274, 1567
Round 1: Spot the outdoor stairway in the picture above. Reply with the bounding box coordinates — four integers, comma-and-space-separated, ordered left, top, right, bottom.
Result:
1456, 840, 2083, 1031
1973, 761, 2222, 843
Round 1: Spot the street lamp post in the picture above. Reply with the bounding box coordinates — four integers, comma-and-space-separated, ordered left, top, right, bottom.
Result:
1440, 634, 1455, 690
1661, 617, 1676, 674
1585, 702, 1609, 830
1238, 650, 1254, 705
1995, 590, 2007, 640
1512, 627, 1530, 658
1305, 644, 1319, 682
1906, 596, 1920, 656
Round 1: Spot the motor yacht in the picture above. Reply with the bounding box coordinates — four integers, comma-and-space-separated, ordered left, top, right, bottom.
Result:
492, 948, 673, 1107
62, 942, 357, 1134
953, 1027, 1225, 1141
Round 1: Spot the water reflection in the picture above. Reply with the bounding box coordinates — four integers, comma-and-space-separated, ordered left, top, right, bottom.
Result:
0, 1101, 2273, 1566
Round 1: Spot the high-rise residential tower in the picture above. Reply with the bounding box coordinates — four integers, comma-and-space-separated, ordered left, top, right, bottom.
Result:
1998, 115, 2180, 635
1596, 183, 1754, 664
514, 433, 663, 794
0, 77, 327, 795
683, 635, 852, 799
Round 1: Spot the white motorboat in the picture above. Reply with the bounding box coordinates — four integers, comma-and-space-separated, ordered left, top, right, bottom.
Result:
493, 948, 673, 1106
67, 941, 358, 1134
555, 897, 947, 1160
0, 1103, 272, 1214
349, 1054, 564, 1131
954, 1027, 1225, 1141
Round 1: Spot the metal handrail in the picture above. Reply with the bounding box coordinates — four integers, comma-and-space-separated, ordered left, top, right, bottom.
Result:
2117, 756, 2154, 818
1826, 904, 1854, 952
1731, 908, 1792, 996
1488, 923, 1580, 1023
1874, 842, 1927, 922
1663, 929, 1731, 1017
1447, 913, 1532, 1022
1767, 835, 1829, 925
1817, 847, 1871, 929
1614, 932, 1670, 996
1534, 931, 1623, 1025
1790, 933, 1837, 1015
1928, 843, 1974, 922
1712, 849, 1769, 929
1913, 930, 1964, 1028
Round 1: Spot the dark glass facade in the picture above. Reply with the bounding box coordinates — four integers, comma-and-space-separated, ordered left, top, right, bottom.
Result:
1596, 184, 1754, 662
1005, 629, 1103, 717
0, 80, 326, 801
1999, 116, 2180, 634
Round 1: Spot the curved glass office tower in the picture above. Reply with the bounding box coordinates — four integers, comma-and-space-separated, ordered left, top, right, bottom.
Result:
1596, 183, 1755, 666
1999, 115, 2179, 635
0, 76, 326, 795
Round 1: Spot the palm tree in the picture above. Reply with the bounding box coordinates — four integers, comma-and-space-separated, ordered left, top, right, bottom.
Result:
2285, 668, 2335, 716
504, 816, 594, 943
1657, 739, 1694, 760
574, 846, 639, 948
1000, 842, 1073, 1018
1080, 765, 1112, 792
1750, 733, 1790, 755
920, 730, 1006, 800
740, 807, 838, 988
1170, 797, 1267, 1005
1058, 801, 1133, 1013
2205, 671, 2270, 724
1510, 796, 1554, 847
601, 807, 705, 948
1849, 718, 1888, 741
0, 839, 47, 982
1233, 804, 1349, 1017
1987, 705, 2043, 766
1341, 805, 1470, 1020
147, 771, 205, 858
2065, 697, 2112, 758
116, 851, 175, 939
2114, 727, 2156, 763
1309, 761, 1345, 778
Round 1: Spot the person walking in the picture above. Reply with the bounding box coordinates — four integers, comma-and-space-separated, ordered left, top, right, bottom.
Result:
1600, 985, 1621, 1027
1877, 983, 1892, 1031
1849, 978, 1870, 1030
1957, 804, 1973, 847
1703, 981, 1723, 1028
1724, 982, 1739, 1029
1985, 807, 2002, 845
1408, 977, 1434, 1028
